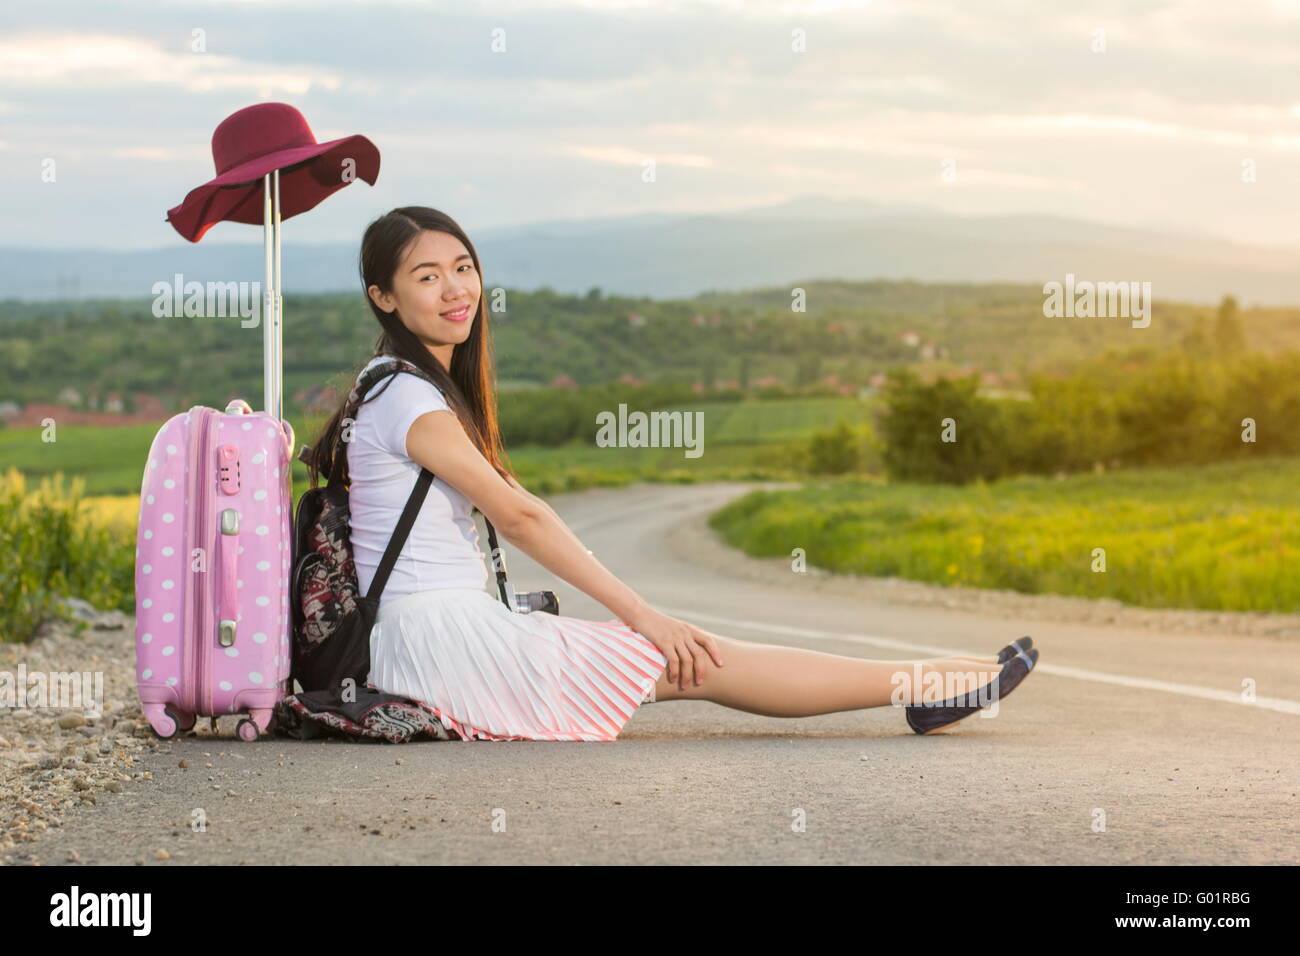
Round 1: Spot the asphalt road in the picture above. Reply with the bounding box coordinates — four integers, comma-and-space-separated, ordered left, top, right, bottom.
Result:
8, 482, 1299, 865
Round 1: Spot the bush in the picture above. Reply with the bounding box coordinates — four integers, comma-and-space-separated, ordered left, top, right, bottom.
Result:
874, 350, 1300, 484
876, 368, 1008, 483
0, 468, 135, 643
807, 418, 864, 474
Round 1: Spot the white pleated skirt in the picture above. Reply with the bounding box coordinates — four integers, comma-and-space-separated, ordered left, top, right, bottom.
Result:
367, 587, 669, 742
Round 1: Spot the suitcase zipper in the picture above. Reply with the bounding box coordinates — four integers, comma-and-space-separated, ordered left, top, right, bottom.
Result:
199, 409, 213, 717
186, 410, 200, 714
187, 408, 213, 716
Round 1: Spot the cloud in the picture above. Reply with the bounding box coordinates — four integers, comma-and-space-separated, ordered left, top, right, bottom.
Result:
0, 31, 337, 94
986, 114, 1253, 148
556, 144, 715, 167
938, 168, 1087, 191
1, 0, 1299, 246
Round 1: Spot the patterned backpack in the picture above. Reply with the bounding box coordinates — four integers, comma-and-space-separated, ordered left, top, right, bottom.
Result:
274, 358, 458, 742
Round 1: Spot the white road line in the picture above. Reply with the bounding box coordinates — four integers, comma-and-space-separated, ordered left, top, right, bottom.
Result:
658, 605, 1300, 717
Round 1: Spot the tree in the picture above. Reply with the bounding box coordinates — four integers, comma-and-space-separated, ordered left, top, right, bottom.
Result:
1213, 294, 1246, 354
1180, 312, 1212, 357
807, 418, 862, 474
876, 368, 1007, 483
795, 352, 821, 387
701, 352, 717, 389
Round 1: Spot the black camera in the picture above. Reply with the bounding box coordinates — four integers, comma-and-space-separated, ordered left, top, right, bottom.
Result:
510, 587, 560, 615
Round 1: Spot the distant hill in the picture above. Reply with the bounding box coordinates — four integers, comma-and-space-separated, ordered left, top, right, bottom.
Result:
5, 276, 1300, 421
2, 197, 1298, 306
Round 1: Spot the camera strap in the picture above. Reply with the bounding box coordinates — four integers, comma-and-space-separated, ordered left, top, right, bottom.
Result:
483, 518, 511, 608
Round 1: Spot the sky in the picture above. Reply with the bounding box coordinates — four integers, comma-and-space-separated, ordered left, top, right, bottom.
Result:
1, 0, 1299, 251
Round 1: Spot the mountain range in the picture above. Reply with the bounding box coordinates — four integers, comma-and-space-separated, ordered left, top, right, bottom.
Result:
2, 197, 1296, 306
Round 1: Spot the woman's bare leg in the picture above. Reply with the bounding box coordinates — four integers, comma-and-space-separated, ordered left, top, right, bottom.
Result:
650, 633, 1003, 717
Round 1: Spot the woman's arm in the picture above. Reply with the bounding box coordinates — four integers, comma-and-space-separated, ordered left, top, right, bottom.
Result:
500, 473, 607, 574
404, 409, 650, 624
503, 474, 558, 518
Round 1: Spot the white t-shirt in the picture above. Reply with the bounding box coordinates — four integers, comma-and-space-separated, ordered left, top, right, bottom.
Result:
347, 354, 489, 601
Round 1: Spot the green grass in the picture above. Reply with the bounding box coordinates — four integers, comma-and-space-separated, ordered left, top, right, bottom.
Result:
503, 438, 807, 492
708, 455, 1300, 613
0, 396, 870, 497
0, 418, 317, 496
10, 396, 1291, 634
657, 397, 872, 445
0, 398, 835, 641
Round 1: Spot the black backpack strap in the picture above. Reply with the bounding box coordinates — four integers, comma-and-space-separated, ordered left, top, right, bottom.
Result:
364, 468, 434, 603
349, 357, 512, 608
329, 360, 410, 485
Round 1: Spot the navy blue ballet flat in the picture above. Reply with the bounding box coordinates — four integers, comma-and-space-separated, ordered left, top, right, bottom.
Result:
905, 645, 1039, 735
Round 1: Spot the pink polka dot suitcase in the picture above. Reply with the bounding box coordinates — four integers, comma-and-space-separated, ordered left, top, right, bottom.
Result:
135, 399, 296, 741
143, 163, 340, 740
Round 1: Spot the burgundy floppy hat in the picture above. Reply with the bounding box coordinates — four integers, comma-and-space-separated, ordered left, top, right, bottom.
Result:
165, 101, 380, 242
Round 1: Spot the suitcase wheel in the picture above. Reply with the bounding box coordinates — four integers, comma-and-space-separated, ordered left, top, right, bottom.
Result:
236, 718, 261, 742
145, 703, 181, 740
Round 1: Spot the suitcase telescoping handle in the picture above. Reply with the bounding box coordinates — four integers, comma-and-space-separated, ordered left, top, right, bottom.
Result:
261, 170, 284, 423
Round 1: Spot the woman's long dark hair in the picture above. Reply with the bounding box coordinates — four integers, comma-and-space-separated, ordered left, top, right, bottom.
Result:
304, 206, 514, 489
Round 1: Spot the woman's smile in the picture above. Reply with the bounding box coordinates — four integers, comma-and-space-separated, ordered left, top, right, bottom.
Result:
440, 303, 472, 322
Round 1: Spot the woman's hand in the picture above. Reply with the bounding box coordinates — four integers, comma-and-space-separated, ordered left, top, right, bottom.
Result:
625, 604, 725, 691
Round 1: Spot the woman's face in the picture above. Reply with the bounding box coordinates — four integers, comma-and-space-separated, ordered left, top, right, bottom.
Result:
368, 229, 481, 353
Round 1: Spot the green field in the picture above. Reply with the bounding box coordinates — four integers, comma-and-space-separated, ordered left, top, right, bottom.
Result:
0, 417, 315, 497
5, 393, 1296, 643
708, 455, 1300, 613
664, 396, 873, 444
0, 395, 865, 641
503, 396, 876, 490
0, 395, 875, 497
